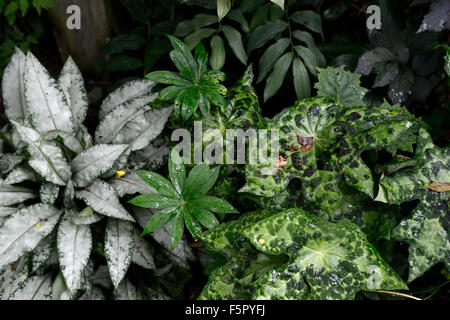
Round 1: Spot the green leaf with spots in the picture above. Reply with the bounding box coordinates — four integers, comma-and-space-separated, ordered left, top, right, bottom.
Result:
377, 129, 450, 281
243, 208, 407, 299
239, 97, 418, 219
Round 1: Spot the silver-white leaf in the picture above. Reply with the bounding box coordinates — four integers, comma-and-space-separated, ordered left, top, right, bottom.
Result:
0, 256, 29, 299
104, 218, 134, 288
12, 121, 71, 186
31, 234, 55, 272
58, 56, 88, 126
57, 217, 92, 292
4, 166, 39, 185
24, 52, 75, 135
44, 130, 83, 154
95, 92, 157, 144
99, 79, 155, 120
112, 278, 141, 300
1, 47, 27, 121
108, 171, 156, 197
128, 135, 170, 171
71, 144, 128, 188
9, 273, 53, 300
40, 182, 59, 204
0, 203, 61, 268
132, 228, 155, 270
76, 179, 135, 222
0, 185, 38, 206
114, 106, 173, 152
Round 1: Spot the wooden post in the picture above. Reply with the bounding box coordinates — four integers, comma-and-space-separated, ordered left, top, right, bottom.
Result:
47, 0, 114, 75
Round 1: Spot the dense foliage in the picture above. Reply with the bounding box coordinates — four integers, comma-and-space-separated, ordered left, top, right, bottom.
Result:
0, 0, 448, 300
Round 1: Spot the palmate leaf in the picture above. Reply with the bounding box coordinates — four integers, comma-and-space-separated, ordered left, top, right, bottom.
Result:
243, 208, 407, 299
240, 97, 418, 219
104, 218, 134, 288
0, 203, 61, 268
377, 129, 450, 281
108, 171, 156, 197
57, 217, 92, 292
1, 47, 27, 121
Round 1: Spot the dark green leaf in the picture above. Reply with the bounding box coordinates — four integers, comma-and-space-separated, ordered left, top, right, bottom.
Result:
103, 35, 146, 55
169, 211, 184, 249
128, 193, 180, 209
190, 196, 238, 214
221, 25, 248, 65
142, 207, 179, 235
247, 20, 288, 55
290, 10, 323, 38
145, 71, 191, 86
168, 149, 186, 195
188, 205, 219, 229
136, 171, 178, 198
257, 38, 290, 83
263, 52, 293, 102
210, 35, 226, 70
292, 58, 311, 99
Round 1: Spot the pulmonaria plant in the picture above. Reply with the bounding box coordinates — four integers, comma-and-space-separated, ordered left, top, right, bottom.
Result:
145, 35, 228, 121
129, 149, 238, 249
0, 48, 178, 299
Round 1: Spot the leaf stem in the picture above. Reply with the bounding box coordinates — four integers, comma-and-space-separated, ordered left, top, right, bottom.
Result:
375, 290, 422, 300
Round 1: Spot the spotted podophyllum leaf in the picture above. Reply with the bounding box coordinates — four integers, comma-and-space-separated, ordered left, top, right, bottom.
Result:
314, 66, 368, 108
71, 144, 128, 188
243, 208, 407, 299
1, 47, 27, 121
377, 129, 450, 281
104, 218, 135, 288
12, 121, 71, 186
23, 52, 75, 135
240, 97, 418, 219
58, 56, 88, 126
57, 217, 92, 292
201, 65, 265, 137
76, 179, 135, 222
0, 203, 61, 268
99, 79, 156, 120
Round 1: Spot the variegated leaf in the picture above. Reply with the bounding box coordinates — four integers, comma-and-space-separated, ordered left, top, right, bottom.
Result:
108, 171, 156, 197
58, 56, 88, 126
40, 182, 59, 204
12, 121, 71, 186
31, 233, 55, 272
4, 166, 39, 185
99, 79, 156, 120
105, 218, 134, 288
0, 185, 37, 206
9, 273, 53, 300
132, 228, 155, 270
24, 52, 75, 135
76, 179, 135, 222
95, 93, 158, 144
0, 203, 61, 268
71, 144, 128, 188
113, 106, 173, 152
1, 47, 27, 121
113, 278, 141, 300
57, 217, 92, 292
66, 207, 103, 225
